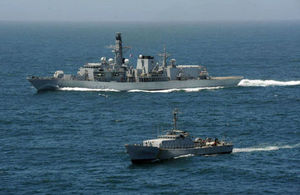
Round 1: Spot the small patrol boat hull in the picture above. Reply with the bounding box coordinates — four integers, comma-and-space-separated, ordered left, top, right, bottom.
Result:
125, 110, 234, 164
158, 144, 233, 160
28, 76, 243, 91
126, 144, 233, 163
125, 145, 160, 163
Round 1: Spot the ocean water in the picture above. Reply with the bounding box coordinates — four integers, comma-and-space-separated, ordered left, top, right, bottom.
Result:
0, 21, 300, 194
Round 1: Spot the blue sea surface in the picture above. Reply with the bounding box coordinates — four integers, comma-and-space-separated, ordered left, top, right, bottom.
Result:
0, 21, 300, 194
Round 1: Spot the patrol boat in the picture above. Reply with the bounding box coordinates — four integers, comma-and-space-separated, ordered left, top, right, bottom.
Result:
125, 110, 233, 163
27, 32, 243, 91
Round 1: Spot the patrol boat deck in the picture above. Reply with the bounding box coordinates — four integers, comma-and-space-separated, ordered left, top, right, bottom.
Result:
27, 32, 243, 91
125, 110, 233, 163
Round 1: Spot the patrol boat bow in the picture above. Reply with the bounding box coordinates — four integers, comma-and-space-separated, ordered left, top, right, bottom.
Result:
27, 32, 243, 91
125, 110, 233, 163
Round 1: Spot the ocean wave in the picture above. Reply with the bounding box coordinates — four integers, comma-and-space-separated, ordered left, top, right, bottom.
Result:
238, 79, 300, 87
58, 87, 120, 92
233, 143, 300, 153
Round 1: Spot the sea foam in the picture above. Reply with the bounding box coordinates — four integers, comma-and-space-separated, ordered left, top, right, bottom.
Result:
238, 79, 300, 87
233, 143, 300, 153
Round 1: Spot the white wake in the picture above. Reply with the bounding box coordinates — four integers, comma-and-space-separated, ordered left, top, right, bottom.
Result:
173, 154, 195, 159
58, 87, 120, 92
128, 86, 224, 93
58, 87, 223, 93
233, 143, 300, 153
56, 79, 300, 92
238, 79, 300, 87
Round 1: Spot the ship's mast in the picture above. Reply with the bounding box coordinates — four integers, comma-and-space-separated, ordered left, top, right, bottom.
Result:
114, 32, 123, 67
158, 45, 170, 68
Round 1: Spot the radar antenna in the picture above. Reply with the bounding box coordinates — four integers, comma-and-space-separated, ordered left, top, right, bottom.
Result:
105, 32, 131, 66
106, 45, 131, 54
158, 45, 170, 68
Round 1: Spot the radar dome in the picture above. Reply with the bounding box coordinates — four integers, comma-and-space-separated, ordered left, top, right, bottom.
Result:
124, 59, 129, 64
100, 57, 106, 62
170, 59, 176, 66
108, 58, 114, 63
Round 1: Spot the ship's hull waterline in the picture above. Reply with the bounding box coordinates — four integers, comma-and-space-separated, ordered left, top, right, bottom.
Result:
125, 144, 233, 163
28, 76, 243, 91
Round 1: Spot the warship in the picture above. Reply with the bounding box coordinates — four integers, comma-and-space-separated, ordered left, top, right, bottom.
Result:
27, 32, 243, 91
125, 110, 233, 163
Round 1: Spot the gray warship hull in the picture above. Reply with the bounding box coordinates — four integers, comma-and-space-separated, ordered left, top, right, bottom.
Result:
28, 76, 243, 91
28, 32, 243, 91
125, 144, 233, 163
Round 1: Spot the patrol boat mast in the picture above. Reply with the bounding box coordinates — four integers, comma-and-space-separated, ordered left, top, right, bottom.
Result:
173, 109, 178, 130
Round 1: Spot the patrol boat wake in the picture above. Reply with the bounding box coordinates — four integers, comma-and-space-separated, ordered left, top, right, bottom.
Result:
28, 33, 243, 91
125, 110, 233, 163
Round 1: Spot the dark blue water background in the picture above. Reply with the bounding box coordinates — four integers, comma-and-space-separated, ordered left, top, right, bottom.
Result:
0, 21, 300, 194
